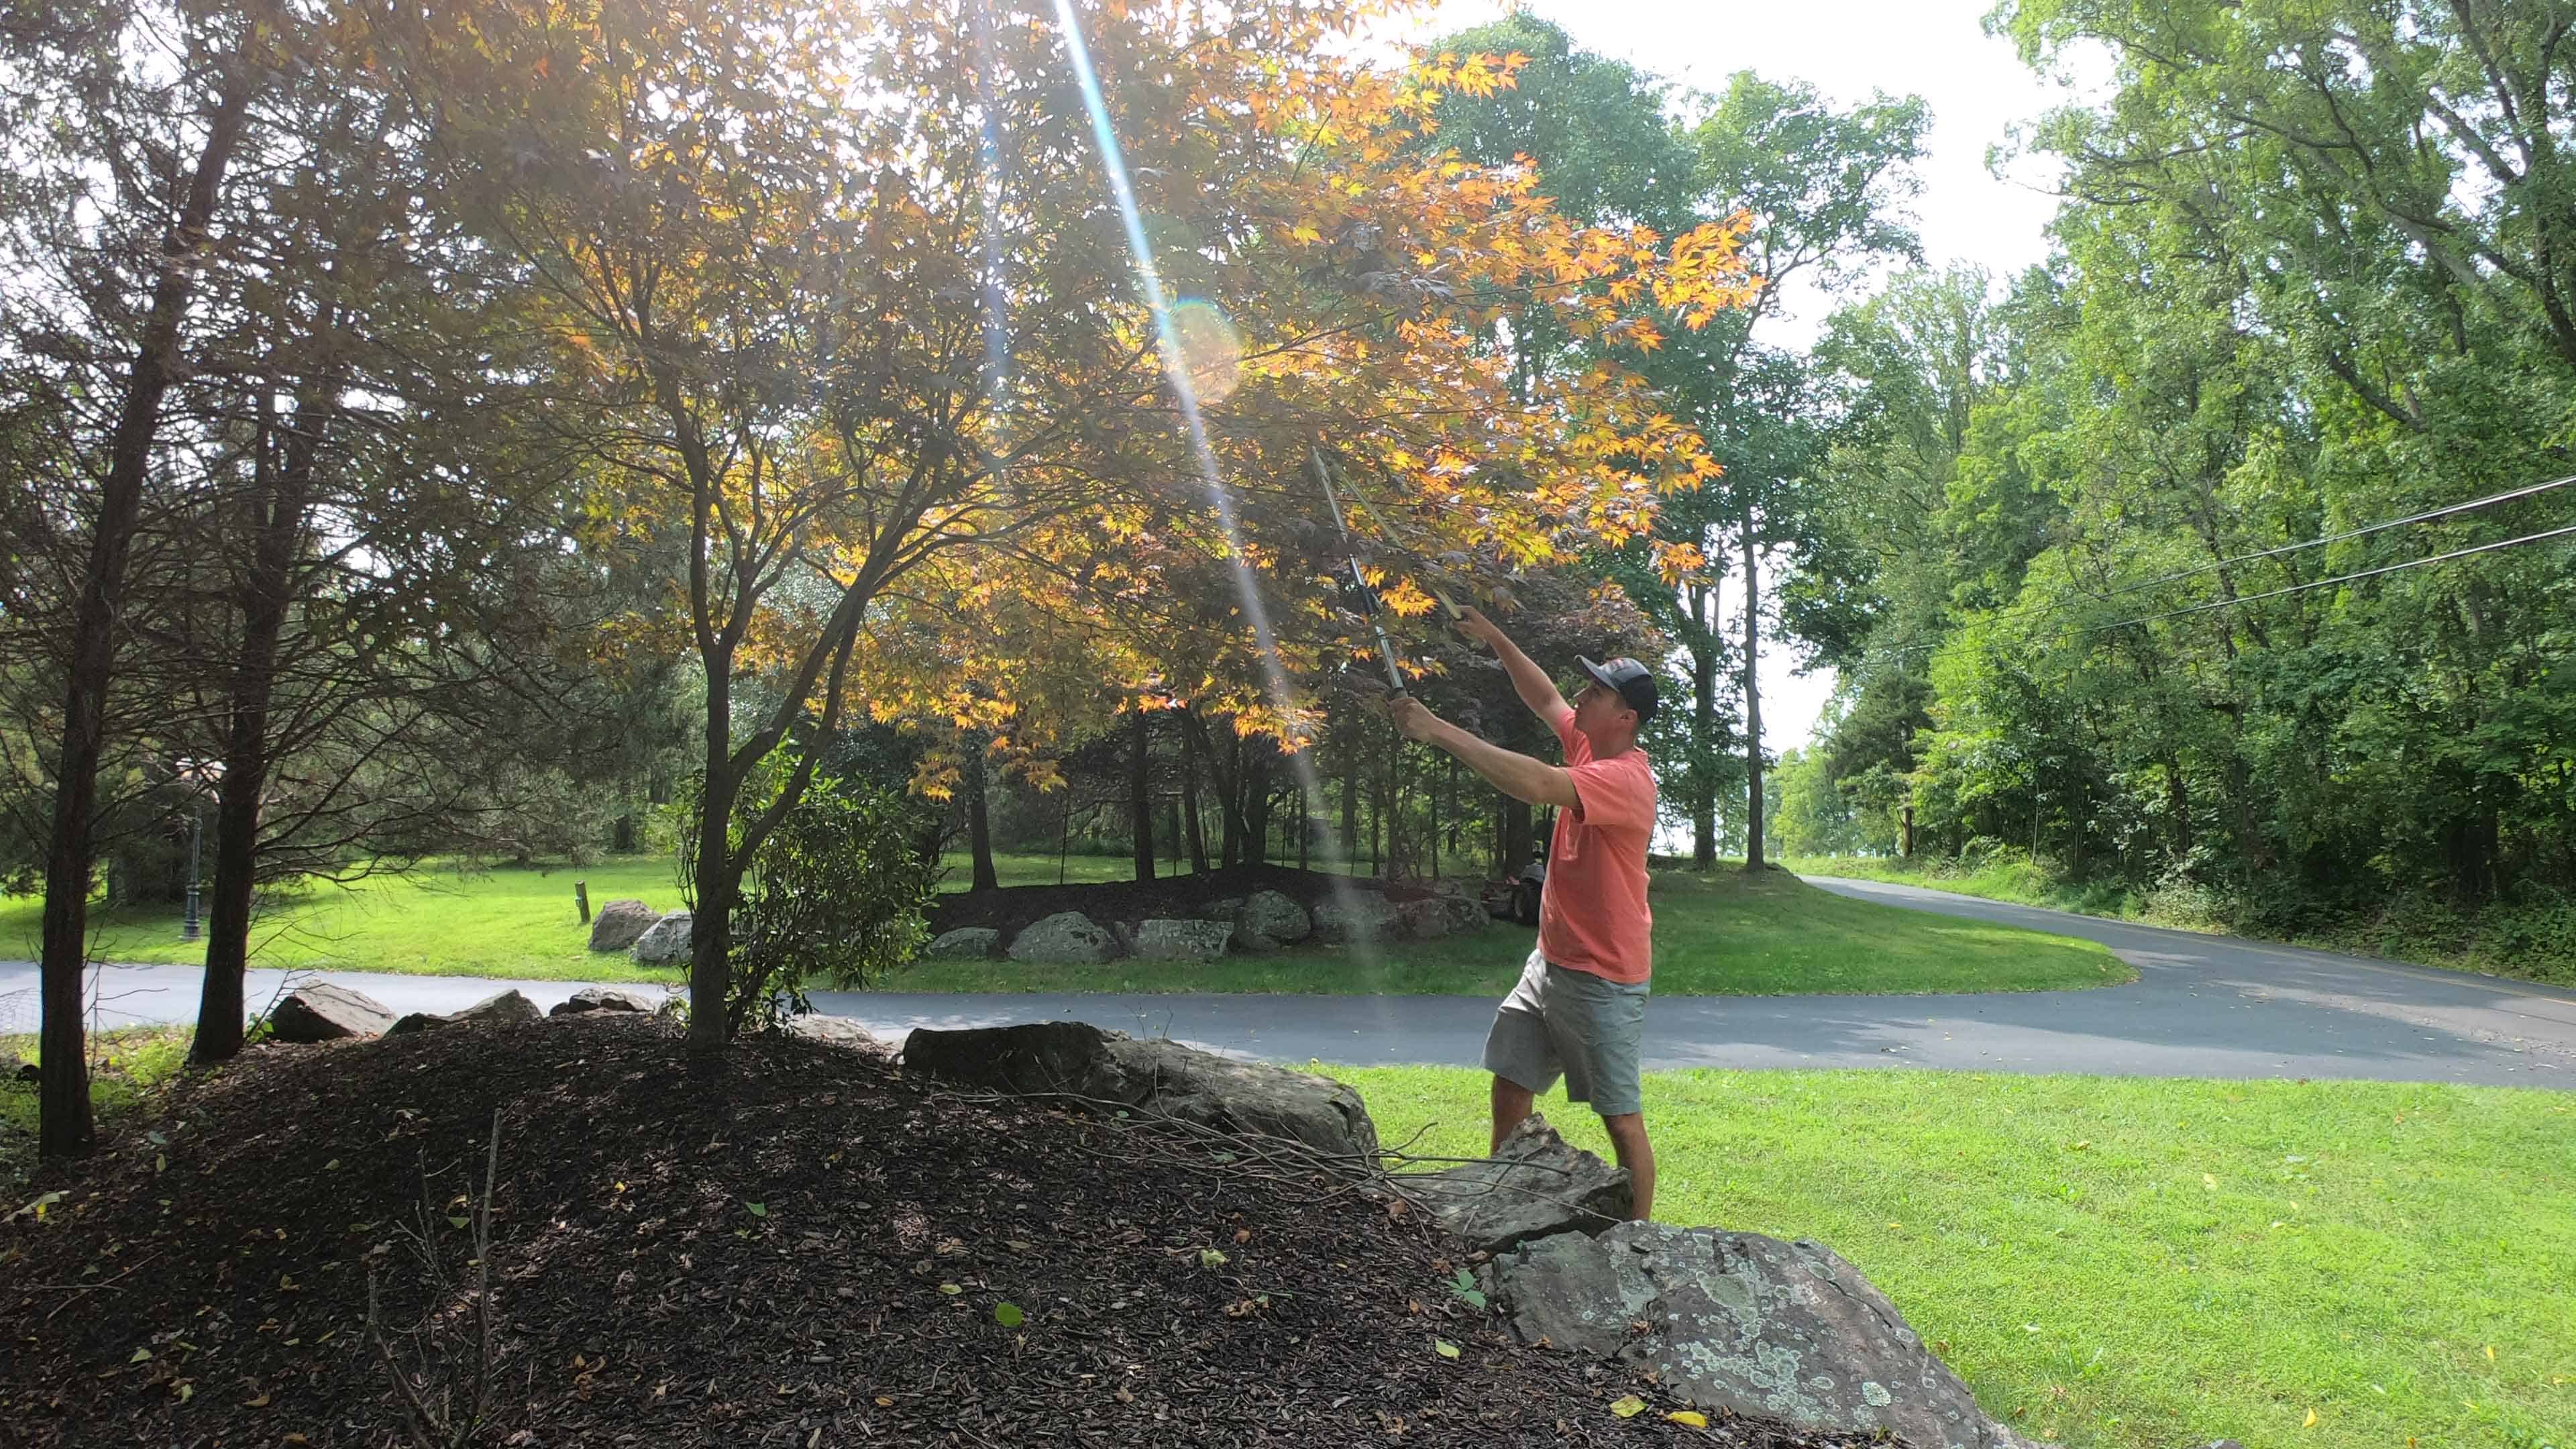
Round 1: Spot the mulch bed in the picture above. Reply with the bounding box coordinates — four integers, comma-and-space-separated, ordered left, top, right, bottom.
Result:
0, 1018, 1878, 1447
927, 863, 1465, 938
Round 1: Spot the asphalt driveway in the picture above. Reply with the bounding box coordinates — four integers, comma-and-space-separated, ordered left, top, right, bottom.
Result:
5, 875, 2570, 1087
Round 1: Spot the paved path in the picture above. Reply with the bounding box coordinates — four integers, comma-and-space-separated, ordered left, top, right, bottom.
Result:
6, 877, 2571, 1087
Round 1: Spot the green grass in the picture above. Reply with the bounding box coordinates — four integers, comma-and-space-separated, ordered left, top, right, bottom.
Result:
0, 852, 1124, 983
892, 865, 2131, 996
3, 855, 2128, 998
1340, 1064, 2576, 1449
1783, 853, 2576, 988
0, 1024, 196, 1197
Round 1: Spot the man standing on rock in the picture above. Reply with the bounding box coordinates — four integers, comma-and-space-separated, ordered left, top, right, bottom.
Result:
1385, 607, 1659, 1220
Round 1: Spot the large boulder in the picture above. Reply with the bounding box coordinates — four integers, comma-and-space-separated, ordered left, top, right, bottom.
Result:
1234, 890, 1312, 948
1436, 890, 1491, 935
924, 926, 1002, 960
1486, 1220, 2024, 1449
630, 912, 693, 965
549, 986, 659, 1016
389, 989, 541, 1036
1132, 918, 1233, 961
1006, 911, 1118, 964
903, 1020, 1377, 1162
586, 899, 657, 953
268, 983, 396, 1042
1396, 1114, 1630, 1253
776, 1014, 890, 1055
1396, 898, 1452, 941
1311, 892, 1400, 945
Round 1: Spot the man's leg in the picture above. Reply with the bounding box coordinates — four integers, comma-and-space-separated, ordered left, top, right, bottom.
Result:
1482, 949, 1558, 1154
1491, 1075, 1536, 1153
1599, 1112, 1655, 1220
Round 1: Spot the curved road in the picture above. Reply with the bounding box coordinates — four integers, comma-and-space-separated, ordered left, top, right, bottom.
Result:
7, 876, 2571, 1087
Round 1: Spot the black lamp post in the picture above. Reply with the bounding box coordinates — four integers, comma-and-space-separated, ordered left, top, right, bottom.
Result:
176, 757, 222, 942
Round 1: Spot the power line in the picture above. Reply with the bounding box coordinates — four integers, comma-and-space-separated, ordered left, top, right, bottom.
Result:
2082, 521, 2576, 635
1866, 474, 2576, 663
2088, 472, 2576, 605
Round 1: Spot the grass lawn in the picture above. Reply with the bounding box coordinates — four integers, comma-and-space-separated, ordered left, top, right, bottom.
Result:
1343, 1064, 2576, 1449
1782, 853, 2576, 989
0, 851, 1126, 983
3, 855, 2127, 997
893, 864, 2131, 996
0, 1024, 194, 1197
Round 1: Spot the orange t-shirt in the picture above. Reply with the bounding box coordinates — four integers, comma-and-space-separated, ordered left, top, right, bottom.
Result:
1536, 706, 1656, 985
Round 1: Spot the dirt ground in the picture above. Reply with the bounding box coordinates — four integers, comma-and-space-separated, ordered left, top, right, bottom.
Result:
1, 1016, 1876, 1447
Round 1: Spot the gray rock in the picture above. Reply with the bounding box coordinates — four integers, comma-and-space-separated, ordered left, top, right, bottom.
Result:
1006, 911, 1118, 964
388, 989, 541, 1036
1236, 890, 1312, 946
777, 1014, 889, 1055
924, 926, 1002, 959
586, 899, 657, 953
268, 982, 397, 1042
1397, 1114, 1629, 1253
904, 1020, 1377, 1162
1397, 898, 1452, 941
1438, 892, 1491, 934
12, 1059, 37, 1084
630, 911, 694, 965
1133, 918, 1234, 961
455, 989, 542, 1026
1487, 1220, 2024, 1449
549, 986, 659, 1016
1311, 891, 1400, 944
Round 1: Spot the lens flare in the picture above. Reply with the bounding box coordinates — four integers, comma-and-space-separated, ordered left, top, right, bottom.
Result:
1169, 299, 1243, 405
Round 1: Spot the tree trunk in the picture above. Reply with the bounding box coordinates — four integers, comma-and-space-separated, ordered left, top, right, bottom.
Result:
1129, 706, 1154, 882
195, 372, 335, 1064
686, 667, 741, 1055
965, 732, 998, 891
1691, 641, 1719, 867
1243, 737, 1273, 866
1339, 727, 1360, 862
1501, 794, 1532, 877
1179, 709, 1210, 874
1741, 515, 1766, 871
38, 54, 256, 1157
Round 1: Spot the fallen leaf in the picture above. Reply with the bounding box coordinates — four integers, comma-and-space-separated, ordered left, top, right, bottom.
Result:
995, 1302, 1024, 1328
1234, 1228, 1251, 1244
745, 1202, 767, 1218
155, 1154, 166, 1173
1434, 1339, 1459, 1359
447, 1216, 470, 1230
324, 1159, 339, 1171
284, 1436, 310, 1446
1199, 1248, 1228, 1269
937, 1283, 962, 1295
2484, 1344, 2495, 1362
2203, 1173, 2217, 1191
244, 1391, 272, 1407
1667, 1410, 1709, 1426
173, 1382, 193, 1402
2303, 1409, 2318, 1428
1609, 1395, 1647, 1419
129, 1348, 152, 1363
875, 1396, 894, 1407
2070, 1141, 2090, 1152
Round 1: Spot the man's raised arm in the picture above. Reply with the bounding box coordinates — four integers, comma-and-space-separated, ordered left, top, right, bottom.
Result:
1456, 606, 1568, 726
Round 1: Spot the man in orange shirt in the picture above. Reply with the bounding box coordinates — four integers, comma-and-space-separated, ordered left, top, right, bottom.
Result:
1386, 607, 1660, 1219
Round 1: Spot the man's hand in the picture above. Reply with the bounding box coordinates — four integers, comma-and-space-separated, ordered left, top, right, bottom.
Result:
1453, 605, 1506, 651
1385, 692, 1442, 743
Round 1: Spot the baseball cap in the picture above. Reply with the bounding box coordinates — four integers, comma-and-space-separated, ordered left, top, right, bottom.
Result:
1576, 655, 1659, 723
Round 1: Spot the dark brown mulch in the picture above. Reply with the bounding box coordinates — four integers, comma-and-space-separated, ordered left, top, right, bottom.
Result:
0, 1019, 1876, 1448
928, 863, 1456, 938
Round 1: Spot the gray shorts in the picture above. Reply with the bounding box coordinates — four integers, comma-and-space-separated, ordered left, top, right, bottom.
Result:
1482, 948, 1649, 1118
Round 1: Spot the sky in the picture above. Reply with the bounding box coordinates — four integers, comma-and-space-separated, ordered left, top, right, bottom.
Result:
1403, 0, 2081, 757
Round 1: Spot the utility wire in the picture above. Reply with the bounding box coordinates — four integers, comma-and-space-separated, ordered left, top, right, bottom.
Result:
1867, 474, 2576, 663
2083, 521, 2576, 635
2085, 472, 2576, 604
